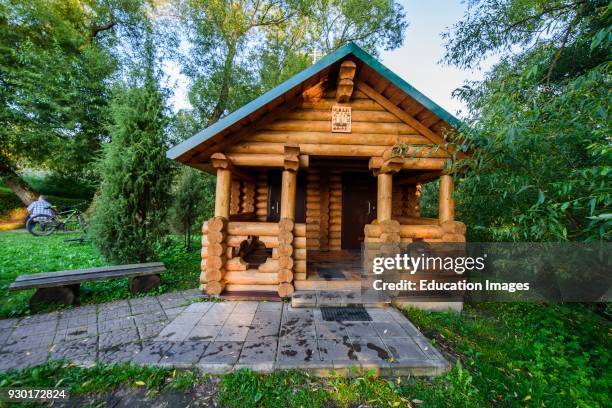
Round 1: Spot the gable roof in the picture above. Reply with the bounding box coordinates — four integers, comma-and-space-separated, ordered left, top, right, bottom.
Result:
168, 42, 462, 163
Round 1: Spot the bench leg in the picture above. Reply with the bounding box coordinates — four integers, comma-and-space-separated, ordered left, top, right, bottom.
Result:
129, 274, 161, 294
68, 284, 80, 298
29, 286, 76, 311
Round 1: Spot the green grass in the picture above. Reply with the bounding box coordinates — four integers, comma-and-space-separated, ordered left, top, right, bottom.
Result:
403, 303, 611, 407
0, 361, 203, 406
0, 231, 200, 317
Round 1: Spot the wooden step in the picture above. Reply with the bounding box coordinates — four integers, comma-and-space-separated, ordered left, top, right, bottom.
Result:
294, 279, 361, 291
291, 290, 391, 308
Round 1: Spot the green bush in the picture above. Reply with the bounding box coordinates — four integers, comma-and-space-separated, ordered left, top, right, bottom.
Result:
167, 167, 215, 250
0, 187, 89, 219
90, 78, 174, 263
0, 188, 23, 218
21, 172, 97, 199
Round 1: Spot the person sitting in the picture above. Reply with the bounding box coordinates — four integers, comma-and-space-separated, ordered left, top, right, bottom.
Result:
26, 195, 54, 220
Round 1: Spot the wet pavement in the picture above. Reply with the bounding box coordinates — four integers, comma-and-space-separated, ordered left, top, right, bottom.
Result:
0, 291, 449, 376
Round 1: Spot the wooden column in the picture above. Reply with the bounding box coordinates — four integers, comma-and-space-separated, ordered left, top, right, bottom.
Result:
207, 153, 233, 295
214, 168, 232, 218
277, 144, 300, 297
377, 173, 393, 222
439, 175, 454, 223
280, 170, 297, 220
280, 144, 300, 220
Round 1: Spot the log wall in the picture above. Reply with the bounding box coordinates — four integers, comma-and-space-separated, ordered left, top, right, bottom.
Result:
255, 172, 268, 221
235, 92, 450, 160
306, 169, 321, 251
328, 170, 342, 250
201, 221, 307, 293
391, 180, 421, 219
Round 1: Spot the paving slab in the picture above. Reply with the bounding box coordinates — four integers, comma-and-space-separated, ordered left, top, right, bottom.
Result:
383, 338, 428, 362
132, 340, 173, 365
372, 321, 413, 338
0, 349, 49, 371
99, 327, 139, 349
317, 337, 359, 363
187, 324, 222, 341
245, 316, 280, 341
157, 323, 197, 342
98, 342, 142, 364
159, 341, 209, 368
0, 294, 449, 377
198, 341, 242, 365
344, 322, 379, 340
315, 321, 350, 340
278, 337, 318, 364
236, 340, 276, 372
50, 336, 98, 365
0, 318, 19, 330
137, 322, 167, 340
350, 338, 392, 364
257, 302, 282, 312
182, 302, 214, 315
163, 306, 187, 320
98, 316, 135, 333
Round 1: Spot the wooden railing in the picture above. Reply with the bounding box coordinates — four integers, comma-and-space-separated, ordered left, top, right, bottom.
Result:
201, 220, 306, 296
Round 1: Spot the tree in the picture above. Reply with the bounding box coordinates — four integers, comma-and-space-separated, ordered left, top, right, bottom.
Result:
172, 0, 407, 126
166, 111, 216, 250
443, 0, 611, 241
0, 0, 146, 204
168, 167, 216, 250
91, 51, 174, 262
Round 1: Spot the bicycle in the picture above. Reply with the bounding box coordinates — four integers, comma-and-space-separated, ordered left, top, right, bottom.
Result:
26, 202, 88, 237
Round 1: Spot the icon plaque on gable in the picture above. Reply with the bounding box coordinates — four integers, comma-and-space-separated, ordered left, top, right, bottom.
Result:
331, 106, 351, 133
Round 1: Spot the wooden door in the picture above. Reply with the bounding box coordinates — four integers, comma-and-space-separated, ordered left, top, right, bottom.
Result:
341, 172, 377, 249
266, 170, 306, 223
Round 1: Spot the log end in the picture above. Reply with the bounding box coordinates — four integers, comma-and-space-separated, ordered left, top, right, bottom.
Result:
277, 282, 294, 298
206, 280, 226, 295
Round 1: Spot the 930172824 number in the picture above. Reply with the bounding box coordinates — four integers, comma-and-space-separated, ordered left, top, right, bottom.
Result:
1, 388, 69, 401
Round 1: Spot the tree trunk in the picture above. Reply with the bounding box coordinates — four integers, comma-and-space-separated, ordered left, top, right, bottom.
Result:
0, 154, 37, 205
207, 42, 237, 126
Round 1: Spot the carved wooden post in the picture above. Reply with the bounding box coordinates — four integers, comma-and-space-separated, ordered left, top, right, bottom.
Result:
277, 144, 300, 297
280, 170, 297, 220
370, 152, 403, 223
336, 60, 357, 102
439, 175, 454, 223
205, 153, 233, 295
367, 154, 402, 275
214, 168, 232, 219
377, 173, 393, 222
280, 144, 299, 220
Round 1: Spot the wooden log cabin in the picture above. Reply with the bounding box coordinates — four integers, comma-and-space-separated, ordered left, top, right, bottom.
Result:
167, 43, 467, 298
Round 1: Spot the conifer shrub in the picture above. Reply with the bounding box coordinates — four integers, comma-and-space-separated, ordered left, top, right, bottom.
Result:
90, 79, 173, 262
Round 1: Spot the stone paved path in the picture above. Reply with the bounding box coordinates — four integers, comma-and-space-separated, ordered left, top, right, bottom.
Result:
0, 290, 449, 376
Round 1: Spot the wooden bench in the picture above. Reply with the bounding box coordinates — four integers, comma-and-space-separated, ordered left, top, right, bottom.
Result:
9, 262, 166, 309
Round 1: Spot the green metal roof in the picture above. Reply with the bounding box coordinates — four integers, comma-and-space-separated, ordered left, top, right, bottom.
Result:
167, 42, 461, 160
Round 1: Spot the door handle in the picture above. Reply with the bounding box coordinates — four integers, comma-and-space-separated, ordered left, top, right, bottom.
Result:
367, 201, 371, 215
